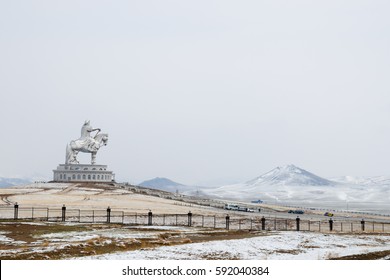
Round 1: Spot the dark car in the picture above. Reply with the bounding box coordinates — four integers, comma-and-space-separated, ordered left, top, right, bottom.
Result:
288, 210, 304, 214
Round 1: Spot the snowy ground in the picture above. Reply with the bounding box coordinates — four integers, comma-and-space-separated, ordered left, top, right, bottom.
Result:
76, 231, 390, 260
0, 183, 225, 215
2, 220, 390, 260
2, 183, 390, 260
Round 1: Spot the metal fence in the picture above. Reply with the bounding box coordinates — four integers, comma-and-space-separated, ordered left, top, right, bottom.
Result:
2, 204, 390, 233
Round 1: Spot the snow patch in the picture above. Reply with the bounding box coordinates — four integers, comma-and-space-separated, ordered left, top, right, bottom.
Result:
76, 232, 390, 260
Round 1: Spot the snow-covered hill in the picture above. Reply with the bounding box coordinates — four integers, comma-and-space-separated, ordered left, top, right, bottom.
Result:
246, 164, 335, 186
0, 177, 31, 188
206, 164, 338, 201
331, 175, 390, 187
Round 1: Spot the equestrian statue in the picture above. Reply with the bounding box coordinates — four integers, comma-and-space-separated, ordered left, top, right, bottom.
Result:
65, 120, 108, 165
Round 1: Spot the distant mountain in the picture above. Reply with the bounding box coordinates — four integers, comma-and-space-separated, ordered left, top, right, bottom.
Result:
138, 177, 208, 196
138, 177, 188, 193
203, 165, 390, 214
205, 164, 341, 203
331, 175, 390, 187
0, 177, 31, 188
246, 164, 335, 187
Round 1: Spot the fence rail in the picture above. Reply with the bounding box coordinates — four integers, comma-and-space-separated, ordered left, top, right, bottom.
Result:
2, 204, 390, 233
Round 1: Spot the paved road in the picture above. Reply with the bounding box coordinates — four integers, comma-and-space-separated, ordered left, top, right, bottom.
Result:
220, 206, 390, 223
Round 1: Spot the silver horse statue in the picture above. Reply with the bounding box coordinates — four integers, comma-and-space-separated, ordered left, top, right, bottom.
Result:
65, 120, 108, 165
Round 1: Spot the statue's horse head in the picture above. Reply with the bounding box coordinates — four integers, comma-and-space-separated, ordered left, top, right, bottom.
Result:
95, 133, 108, 146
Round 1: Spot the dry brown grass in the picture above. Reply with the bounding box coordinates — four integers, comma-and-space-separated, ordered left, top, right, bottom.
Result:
274, 249, 304, 255
330, 250, 390, 260
0, 221, 269, 260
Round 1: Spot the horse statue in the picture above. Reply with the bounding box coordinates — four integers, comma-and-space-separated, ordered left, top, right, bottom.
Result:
65, 120, 109, 165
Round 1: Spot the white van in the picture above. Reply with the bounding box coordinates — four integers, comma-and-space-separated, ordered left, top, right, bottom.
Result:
224, 204, 239, 210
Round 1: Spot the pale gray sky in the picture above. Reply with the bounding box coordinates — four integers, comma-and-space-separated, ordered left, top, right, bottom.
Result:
1, 0, 390, 185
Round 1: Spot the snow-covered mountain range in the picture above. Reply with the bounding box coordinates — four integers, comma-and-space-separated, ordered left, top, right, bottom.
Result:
202, 164, 390, 214
136, 165, 390, 213
331, 175, 390, 186
0, 177, 31, 188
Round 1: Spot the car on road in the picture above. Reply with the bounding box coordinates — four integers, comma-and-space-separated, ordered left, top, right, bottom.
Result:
288, 210, 305, 214
224, 204, 239, 210
224, 204, 256, 212
238, 206, 248, 212
324, 212, 334, 217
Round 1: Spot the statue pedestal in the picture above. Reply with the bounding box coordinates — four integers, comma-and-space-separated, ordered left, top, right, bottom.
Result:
53, 164, 115, 183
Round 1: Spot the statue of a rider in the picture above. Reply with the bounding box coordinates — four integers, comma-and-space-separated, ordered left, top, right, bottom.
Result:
65, 120, 109, 165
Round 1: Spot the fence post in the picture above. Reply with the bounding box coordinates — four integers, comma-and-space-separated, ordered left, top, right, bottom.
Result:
122, 211, 124, 224
296, 216, 300, 231
250, 219, 253, 230
107, 206, 111, 223
175, 214, 178, 226
202, 216, 204, 227
148, 210, 153, 226
308, 220, 311, 231
261, 216, 266, 230
285, 220, 288, 231
214, 216, 216, 228
47, 208, 49, 221
341, 222, 343, 232
61, 204, 66, 222
361, 219, 365, 231
14, 203, 19, 220
188, 211, 192, 227
92, 210, 95, 223
163, 214, 165, 226
32, 207, 34, 220
225, 215, 230, 230
329, 218, 333, 231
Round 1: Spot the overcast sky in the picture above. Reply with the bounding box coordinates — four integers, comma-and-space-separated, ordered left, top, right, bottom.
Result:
1, 0, 390, 185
